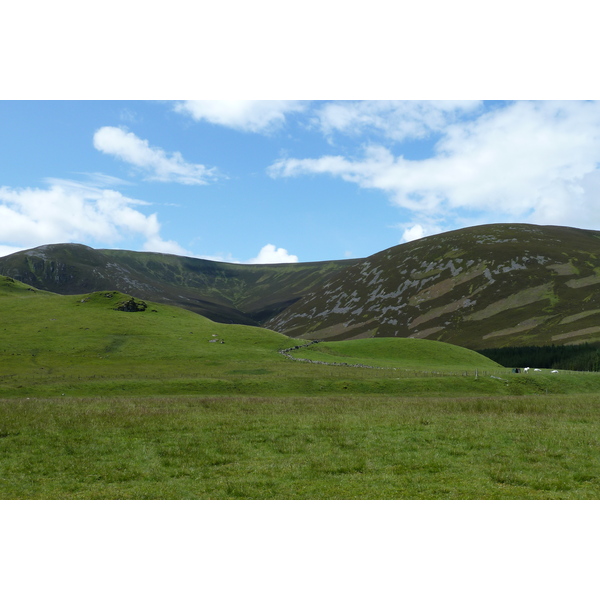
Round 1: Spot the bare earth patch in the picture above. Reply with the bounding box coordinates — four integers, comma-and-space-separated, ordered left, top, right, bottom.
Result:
409, 297, 474, 329
560, 310, 600, 325
552, 326, 600, 341
546, 262, 579, 276
465, 283, 553, 321
483, 316, 552, 340
409, 326, 445, 339
566, 274, 600, 288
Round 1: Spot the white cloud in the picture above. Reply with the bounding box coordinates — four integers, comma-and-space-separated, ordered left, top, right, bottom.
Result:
75, 172, 133, 188
270, 101, 600, 233
0, 179, 189, 256
400, 224, 426, 243
398, 222, 444, 244
314, 100, 482, 141
142, 236, 190, 256
174, 100, 307, 133
93, 126, 217, 185
246, 244, 299, 264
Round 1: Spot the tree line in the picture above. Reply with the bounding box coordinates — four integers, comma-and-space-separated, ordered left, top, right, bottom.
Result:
479, 343, 600, 372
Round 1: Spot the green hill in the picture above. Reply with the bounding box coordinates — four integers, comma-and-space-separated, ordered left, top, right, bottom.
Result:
0, 275, 516, 398
3, 278, 600, 501
267, 223, 600, 349
1, 223, 600, 350
0, 276, 297, 395
3, 275, 600, 400
290, 338, 501, 371
0, 243, 356, 326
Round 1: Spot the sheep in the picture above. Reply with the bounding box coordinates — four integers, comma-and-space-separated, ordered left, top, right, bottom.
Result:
523, 367, 530, 373
551, 370, 559, 373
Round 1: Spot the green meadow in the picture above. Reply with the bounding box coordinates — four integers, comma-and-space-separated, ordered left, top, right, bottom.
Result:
1, 277, 600, 499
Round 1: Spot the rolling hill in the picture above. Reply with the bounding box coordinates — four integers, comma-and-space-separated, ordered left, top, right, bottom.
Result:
4, 275, 600, 502
267, 223, 600, 348
0, 243, 357, 326
1, 223, 600, 349
0, 275, 510, 399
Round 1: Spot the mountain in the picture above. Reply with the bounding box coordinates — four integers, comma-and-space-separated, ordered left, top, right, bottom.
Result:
266, 224, 600, 349
1, 223, 599, 349
0, 243, 357, 326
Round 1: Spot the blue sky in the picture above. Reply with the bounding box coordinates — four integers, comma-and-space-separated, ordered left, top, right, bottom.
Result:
2, 100, 600, 263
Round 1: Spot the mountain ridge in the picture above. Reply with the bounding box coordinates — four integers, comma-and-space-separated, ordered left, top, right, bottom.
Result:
2, 223, 599, 349
0, 242, 358, 326
266, 223, 600, 348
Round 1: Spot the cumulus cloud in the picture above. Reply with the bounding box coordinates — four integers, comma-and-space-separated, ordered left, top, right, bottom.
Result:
400, 224, 426, 243
0, 179, 190, 256
93, 126, 217, 185
270, 101, 600, 233
314, 100, 482, 141
0, 179, 297, 263
246, 244, 299, 264
174, 100, 307, 133
397, 220, 444, 244
142, 236, 190, 256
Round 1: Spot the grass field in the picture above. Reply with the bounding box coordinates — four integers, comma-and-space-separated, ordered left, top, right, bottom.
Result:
2, 277, 600, 499
2, 394, 600, 499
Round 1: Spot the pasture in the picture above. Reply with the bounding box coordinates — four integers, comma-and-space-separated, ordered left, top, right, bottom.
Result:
2, 393, 600, 499
1, 278, 600, 499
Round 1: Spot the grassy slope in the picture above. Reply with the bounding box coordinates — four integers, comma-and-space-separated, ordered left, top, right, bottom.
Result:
0, 279, 302, 396
2, 394, 600, 499
292, 338, 501, 371
2, 276, 599, 399
2, 277, 600, 499
0, 244, 357, 326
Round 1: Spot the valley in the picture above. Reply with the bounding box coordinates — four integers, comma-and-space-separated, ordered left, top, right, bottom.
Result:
2, 223, 599, 349
2, 223, 600, 500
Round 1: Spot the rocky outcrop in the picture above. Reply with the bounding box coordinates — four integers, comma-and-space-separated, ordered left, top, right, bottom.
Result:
115, 297, 147, 312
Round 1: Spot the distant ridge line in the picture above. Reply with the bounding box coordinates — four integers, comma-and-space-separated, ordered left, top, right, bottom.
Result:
1, 223, 599, 349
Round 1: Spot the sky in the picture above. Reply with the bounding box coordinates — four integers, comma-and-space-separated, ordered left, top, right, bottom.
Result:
2, 99, 600, 264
